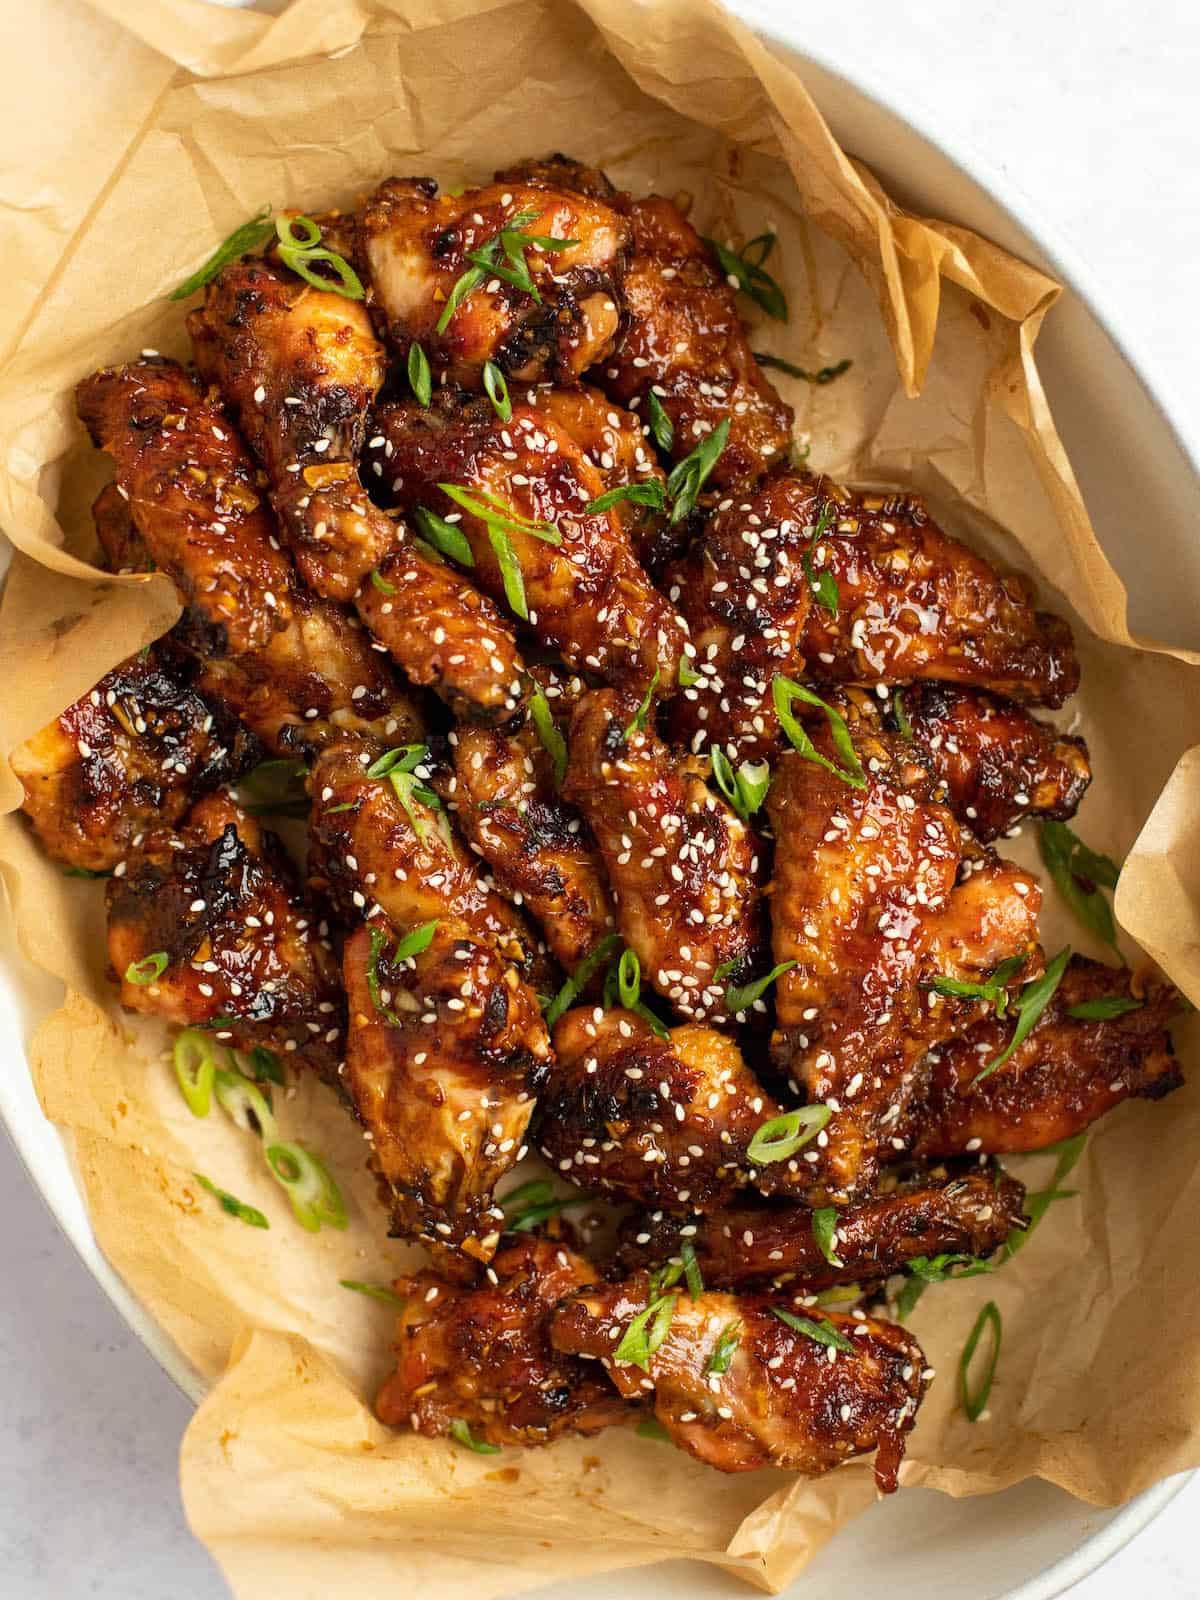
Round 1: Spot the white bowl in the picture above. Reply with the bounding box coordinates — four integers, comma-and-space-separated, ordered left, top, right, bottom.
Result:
1, 8, 1195, 1597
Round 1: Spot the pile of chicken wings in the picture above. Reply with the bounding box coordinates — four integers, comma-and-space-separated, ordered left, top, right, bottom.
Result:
16, 154, 1185, 1492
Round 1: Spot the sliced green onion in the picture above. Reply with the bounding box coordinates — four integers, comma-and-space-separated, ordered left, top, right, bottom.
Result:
435, 265, 486, 333
529, 689, 568, 788
170, 206, 275, 300
709, 748, 770, 821
959, 1300, 1002, 1422
125, 952, 168, 986
173, 1029, 218, 1117
340, 1279, 407, 1307
1038, 821, 1123, 961
617, 948, 641, 1009
811, 1207, 843, 1268
1066, 994, 1143, 1020
438, 482, 560, 544
369, 568, 396, 596
449, 1418, 501, 1454
412, 506, 475, 566
973, 947, 1071, 1085
703, 232, 787, 321
487, 525, 528, 619
366, 743, 441, 839
678, 655, 702, 687
773, 675, 866, 790
746, 1103, 830, 1164
265, 1141, 347, 1233
705, 1320, 742, 1374
236, 757, 310, 818
436, 209, 566, 332
725, 959, 797, 1016
646, 391, 674, 451
407, 341, 432, 407
624, 671, 660, 740
393, 920, 439, 962
214, 1066, 278, 1142
614, 1292, 677, 1370
542, 933, 623, 1029
892, 689, 914, 741
1004, 1135, 1086, 1258
500, 1176, 591, 1233
482, 359, 512, 422
635, 1417, 672, 1443
771, 1306, 854, 1352
680, 1240, 704, 1300
584, 481, 667, 516
193, 1173, 269, 1229
922, 954, 1027, 1019
897, 1252, 995, 1318
666, 416, 730, 524
275, 214, 364, 300
242, 1045, 285, 1086
753, 353, 852, 385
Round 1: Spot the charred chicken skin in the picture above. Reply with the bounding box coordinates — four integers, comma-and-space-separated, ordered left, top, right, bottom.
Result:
549, 1274, 927, 1489
375, 1235, 631, 1444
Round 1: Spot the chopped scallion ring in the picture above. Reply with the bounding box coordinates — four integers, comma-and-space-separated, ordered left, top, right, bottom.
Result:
214, 1066, 278, 1143
614, 1292, 677, 1370
125, 951, 168, 986
959, 1300, 1002, 1421
811, 1207, 843, 1268
173, 1029, 218, 1118
482, 359, 512, 422
265, 1141, 348, 1233
746, 1103, 830, 1164
450, 1418, 501, 1454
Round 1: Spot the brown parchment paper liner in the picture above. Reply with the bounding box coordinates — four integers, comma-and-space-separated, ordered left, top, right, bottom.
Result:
3, 0, 1200, 1594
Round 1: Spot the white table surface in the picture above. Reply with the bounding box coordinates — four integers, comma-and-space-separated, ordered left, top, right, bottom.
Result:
2, 0, 1198, 1595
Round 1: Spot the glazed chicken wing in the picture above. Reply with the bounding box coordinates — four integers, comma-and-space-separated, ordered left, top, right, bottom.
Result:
13, 647, 256, 874
562, 688, 764, 1024
358, 177, 628, 389
106, 796, 342, 1074
596, 196, 794, 489
542, 1011, 792, 1211
615, 1163, 1027, 1291
375, 1235, 630, 1444
550, 1276, 927, 1489
371, 397, 687, 697
342, 922, 549, 1258
768, 727, 1041, 1199
493, 153, 620, 203
793, 478, 1078, 707
908, 957, 1184, 1157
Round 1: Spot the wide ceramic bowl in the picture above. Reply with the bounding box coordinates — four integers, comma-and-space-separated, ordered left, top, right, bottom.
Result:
2, 6, 1196, 1597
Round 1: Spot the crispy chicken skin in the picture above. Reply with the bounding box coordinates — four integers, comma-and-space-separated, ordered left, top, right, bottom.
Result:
563, 688, 765, 1023
596, 196, 794, 489
375, 1235, 631, 1444
438, 718, 614, 972
908, 958, 1184, 1157
106, 796, 343, 1074
768, 730, 1041, 1199
193, 259, 529, 723
493, 153, 620, 203
550, 1276, 927, 1488
371, 397, 688, 697
615, 1163, 1027, 1291
358, 177, 628, 389
664, 474, 816, 762
342, 923, 549, 1258
76, 359, 420, 757
92, 480, 154, 573
13, 648, 256, 874
542, 1011, 793, 1211
308, 737, 551, 986
889, 682, 1092, 843
792, 477, 1078, 707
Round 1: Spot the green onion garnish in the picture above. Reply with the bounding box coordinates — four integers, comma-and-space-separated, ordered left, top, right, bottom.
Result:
771, 1306, 854, 1352
193, 1173, 269, 1229
753, 353, 852, 385
369, 568, 396, 596
1066, 994, 1143, 1020
666, 416, 730, 524
265, 1141, 347, 1233
811, 1207, 843, 1268
680, 1241, 704, 1300
709, 748, 770, 821
169, 206, 276, 300
617, 948, 641, 1009
482, 359, 512, 422
584, 481, 667, 516
1004, 1135, 1085, 1258
499, 1177, 591, 1233
529, 688, 568, 788
393, 920, 439, 962
438, 483, 560, 544
959, 1300, 1002, 1422
408, 342, 432, 407
436, 208, 575, 333
896, 1251, 996, 1317
340, 1279, 407, 1307
746, 1103, 830, 1164
614, 1292, 677, 1370
705, 1320, 742, 1375
892, 689, 914, 741
1038, 821, 1123, 962
173, 1029, 218, 1117
366, 743, 441, 838
635, 1417, 672, 1443
646, 391, 674, 452
724, 959, 797, 1016
542, 933, 623, 1029
412, 506, 475, 567
243, 1046, 284, 1086
125, 952, 168, 986
798, 504, 839, 616
488, 525, 529, 618
236, 757, 310, 818
703, 232, 787, 321
275, 214, 364, 300
773, 675, 866, 790
922, 954, 1027, 1019
214, 1066, 277, 1142
973, 947, 1071, 1085
450, 1418, 501, 1454
624, 670, 660, 740
678, 655, 702, 687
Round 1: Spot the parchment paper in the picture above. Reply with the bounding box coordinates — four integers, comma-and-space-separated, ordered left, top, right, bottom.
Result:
3, 0, 1200, 1595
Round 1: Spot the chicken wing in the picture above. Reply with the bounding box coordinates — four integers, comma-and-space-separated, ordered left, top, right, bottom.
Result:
791, 477, 1078, 707
908, 957, 1184, 1157
308, 737, 550, 985
549, 1275, 927, 1488
493, 153, 620, 203
106, 796, 343, 1074
563, 688, 764, 1024
768, 727, 1041, 1199
342, 922, 550, 1258
615, 1163, 1027, 1291
888, 682, 1091, 843
358, 176, 628, 389
542, 1010, 792, 1210
371, 397, 687, 698
14, 647, 257, 874
595, 196, 794, 489
375, 1235, 631, 1444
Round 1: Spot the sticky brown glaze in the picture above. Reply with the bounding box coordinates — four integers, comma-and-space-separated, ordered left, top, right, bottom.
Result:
549, 1275, 927, 1488
615, 1163, 1027, 1291
91, 481, 154, 572
308, 737, 551, 986
371, 397, 687, 698
76, 359, 295, 656
106, 796, 343, 1074
13, 648, 257, 874
493, 153, 621, 203
543, 1011, 795, 1211
768, 728, 1041, 1200
595, 196, 794, 489
342, 923, 549, 1259
563, 688, 764, 1024
792, 477, 1078, 707
437, 718, 614, 972
375, 1235, 632, 1445
908, 957, 1185, 1157
358, 177, 628, 389
888, 682, 1092, 843
664, 473, 817, 762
